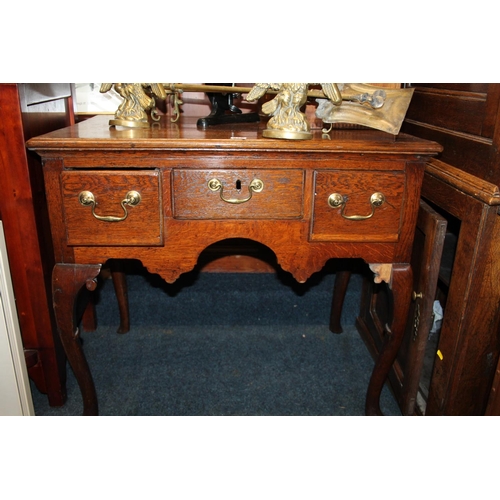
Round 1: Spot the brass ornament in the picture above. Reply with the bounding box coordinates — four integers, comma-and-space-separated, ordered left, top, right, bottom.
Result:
100, 83, 414, 138
208, 177, 264, 204
328, 191, 386, 220
100, 83, 167, 128
246, 83, 342, 140
78, 190, 141, 222
316, 83, 415, 135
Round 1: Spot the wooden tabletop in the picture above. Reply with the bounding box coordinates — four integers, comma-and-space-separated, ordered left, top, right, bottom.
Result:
27, 115, 443, 155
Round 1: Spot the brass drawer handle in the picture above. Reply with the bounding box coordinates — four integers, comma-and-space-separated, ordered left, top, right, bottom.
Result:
208, 178, 264, 204
79, 190, 141, 222
328, 192, 385, 220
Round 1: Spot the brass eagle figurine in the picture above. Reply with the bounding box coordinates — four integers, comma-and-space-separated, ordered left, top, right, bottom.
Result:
100, 83, 166, 128
246, 83, 342, 139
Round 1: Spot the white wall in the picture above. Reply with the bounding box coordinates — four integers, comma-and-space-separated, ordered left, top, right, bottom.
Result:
0, 222, 34, 416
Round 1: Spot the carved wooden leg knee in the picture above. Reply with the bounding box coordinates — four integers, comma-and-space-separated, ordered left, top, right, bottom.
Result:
52, 263, 102, 416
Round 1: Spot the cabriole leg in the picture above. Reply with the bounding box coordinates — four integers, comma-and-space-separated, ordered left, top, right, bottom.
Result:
365, 264, 412, 416
52, 263, 102, 416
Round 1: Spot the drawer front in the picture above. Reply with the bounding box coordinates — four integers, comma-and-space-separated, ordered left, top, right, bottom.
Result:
61, 170, 162, 246
172, 169, 304, 219
312, 170, 405, 242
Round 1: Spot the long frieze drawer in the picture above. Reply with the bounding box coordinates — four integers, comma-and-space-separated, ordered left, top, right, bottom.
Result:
172, 169, 304, 219
61, 170, 162, 246
312, 170, 405, 242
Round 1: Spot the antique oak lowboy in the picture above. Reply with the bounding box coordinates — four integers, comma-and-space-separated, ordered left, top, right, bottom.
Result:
27, 114, 441, 415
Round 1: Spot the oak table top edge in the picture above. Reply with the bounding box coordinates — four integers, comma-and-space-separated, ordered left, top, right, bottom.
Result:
27, 115, 443, 156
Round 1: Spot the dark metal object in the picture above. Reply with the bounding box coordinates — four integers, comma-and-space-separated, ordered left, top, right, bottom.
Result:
197, 83, 260, 128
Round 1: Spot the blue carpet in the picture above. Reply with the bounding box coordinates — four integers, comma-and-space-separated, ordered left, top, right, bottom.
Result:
31, 268, 401, 416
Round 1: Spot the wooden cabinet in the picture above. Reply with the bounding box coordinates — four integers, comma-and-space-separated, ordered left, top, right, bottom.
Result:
403, 84, 500, 186
0, 83, 75, 406
418, 160, 500, 415
357, 83, 500, 415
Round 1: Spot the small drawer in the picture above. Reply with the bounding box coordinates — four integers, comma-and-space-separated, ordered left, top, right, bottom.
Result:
311, 170, 405, 242
61, 170, 162, 246
172, 169, 304, 219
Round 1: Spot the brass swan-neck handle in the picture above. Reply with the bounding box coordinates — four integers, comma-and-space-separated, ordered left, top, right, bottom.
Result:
208, 178, 264, 205
79, 190, 141, 222
328, 192, 386, 221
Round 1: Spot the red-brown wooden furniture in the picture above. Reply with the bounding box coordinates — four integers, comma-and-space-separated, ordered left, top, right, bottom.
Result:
0, 83, 74, 405
343, 84, 500, 415
28, 115, 440, 415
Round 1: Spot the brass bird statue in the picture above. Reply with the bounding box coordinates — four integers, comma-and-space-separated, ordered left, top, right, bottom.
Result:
246, 83, 342, 139
100, 83, 167, 128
